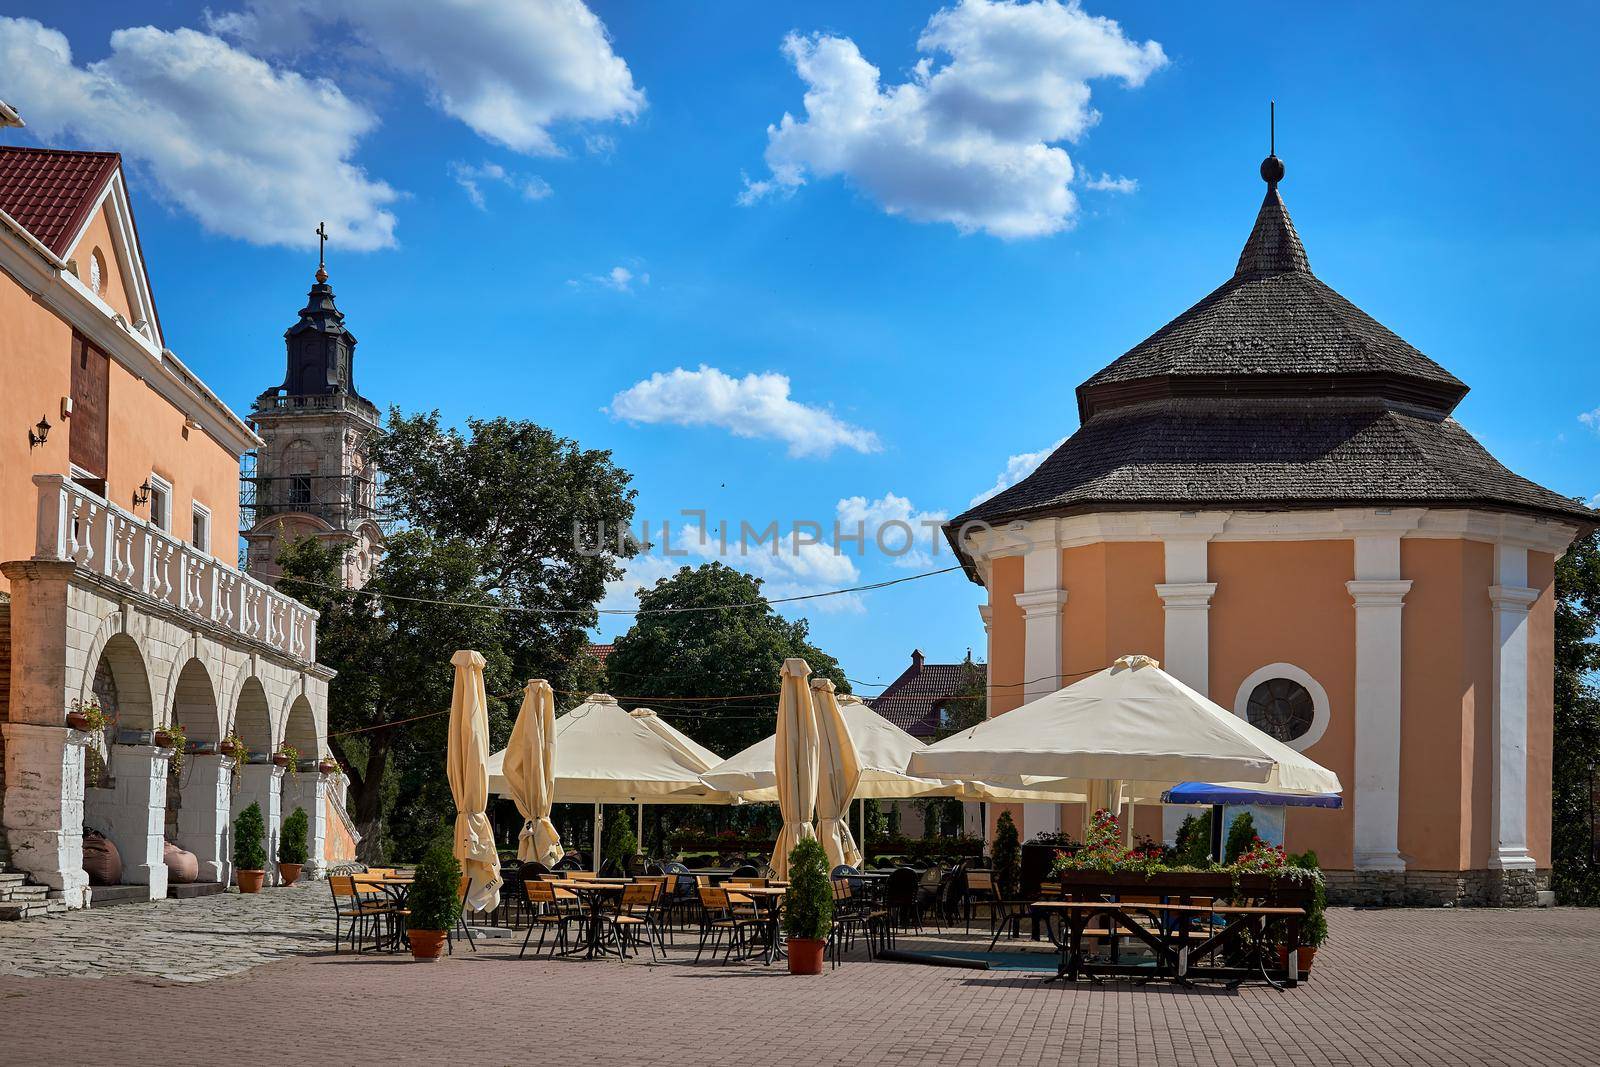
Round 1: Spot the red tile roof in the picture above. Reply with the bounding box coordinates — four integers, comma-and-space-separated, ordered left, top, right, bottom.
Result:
866, 652, 986, 739
588, 643, 615, 664
0, 146, 120, 256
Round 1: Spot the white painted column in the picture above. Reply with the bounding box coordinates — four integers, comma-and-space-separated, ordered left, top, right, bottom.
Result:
236, 763, 285, 884
1156, 532, 1217, 844
1, 722, 92, 907
283, 771, 329, 879
1015, 534, 1067, 839
83, 743, 173, 897
1347, 533, 1411, 872
1489, 544, 1538, 871
972, 603, 993, 838
177, 754, 235, 884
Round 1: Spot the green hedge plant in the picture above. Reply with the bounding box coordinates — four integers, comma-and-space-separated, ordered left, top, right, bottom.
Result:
407, 839, 463, 932
992, 810, 1021, 899
783, 837, 833, 942
279, 807, 309, 866
233, 802, 266, 871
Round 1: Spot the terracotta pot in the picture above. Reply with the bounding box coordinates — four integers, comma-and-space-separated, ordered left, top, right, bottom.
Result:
219, 741, 243, 758
278, 862, 303, 885
164, 841, 200, 884
318, 759, 338, 774
409, 930, 448, 961
237, 869, 266, 894
787, 938, 826, 975
271, 753, 289, 767
1278, 945, 1317, 975
153, 730, 173, 748
66, 712, 92, 731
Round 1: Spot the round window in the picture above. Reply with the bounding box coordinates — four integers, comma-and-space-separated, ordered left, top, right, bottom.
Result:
1246, 677, 1315, 743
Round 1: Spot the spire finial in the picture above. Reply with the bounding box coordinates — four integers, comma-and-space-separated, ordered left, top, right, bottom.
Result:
315, 221, 329, 284
1260, 101, 1284, 188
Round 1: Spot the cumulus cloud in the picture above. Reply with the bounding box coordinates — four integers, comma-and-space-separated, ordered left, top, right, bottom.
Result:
212, 0, 643, 156
741, 0, 1165, 238
970, 437, 1066, 505
836, 493, 949, 568
609, 365, 881, 458
0, 18, 398, 250
1083, 171, 1137, 193
1580, 407, 1600, 433
448, 161, 552, 209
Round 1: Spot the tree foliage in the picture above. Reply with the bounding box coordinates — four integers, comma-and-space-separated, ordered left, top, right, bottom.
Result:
604, 562, 849, 758
276, 409, 636, 861
233, 802, 266, 871
1553, 526, 1600, 904
992, 810, 1021, 898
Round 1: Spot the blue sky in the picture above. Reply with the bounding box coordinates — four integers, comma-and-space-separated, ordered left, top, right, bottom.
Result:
3, 1, 1596, 696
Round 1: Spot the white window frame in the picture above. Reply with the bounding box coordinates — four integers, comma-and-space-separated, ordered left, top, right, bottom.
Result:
191, 501, 212, 554
147, 473, 172, 532
1232, 662, 1331, 753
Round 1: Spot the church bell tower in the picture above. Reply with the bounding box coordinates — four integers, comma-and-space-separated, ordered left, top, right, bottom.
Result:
243, 225, 385, 588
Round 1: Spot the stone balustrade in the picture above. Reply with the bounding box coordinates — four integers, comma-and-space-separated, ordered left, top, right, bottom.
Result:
31, 474, 318, 665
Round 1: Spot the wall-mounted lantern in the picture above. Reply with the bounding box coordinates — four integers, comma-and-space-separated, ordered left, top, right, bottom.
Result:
27, 415, 50, 449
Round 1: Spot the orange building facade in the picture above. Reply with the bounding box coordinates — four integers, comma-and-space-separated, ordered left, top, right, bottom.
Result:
950, 153, 1589, 906
0, 145, 351, 911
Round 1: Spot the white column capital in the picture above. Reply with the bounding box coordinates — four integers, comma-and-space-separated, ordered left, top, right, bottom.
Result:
1155, 582, 1217, 610
1014, 589, 1070, 618
1488, 585, 1539, 612
977, 604, 992, 633
1346, 579, 1412, 606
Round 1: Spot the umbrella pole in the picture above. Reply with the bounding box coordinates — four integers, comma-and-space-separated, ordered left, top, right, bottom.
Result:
858, 797, 865, 860
593, 802, 603, 873
636, 802, 644, 855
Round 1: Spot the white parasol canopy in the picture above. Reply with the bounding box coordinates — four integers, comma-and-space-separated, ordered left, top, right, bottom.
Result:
500, 678, 564, 865
908, 655, 1341, 796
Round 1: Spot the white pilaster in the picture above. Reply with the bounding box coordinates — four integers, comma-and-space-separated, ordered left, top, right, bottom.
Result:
1155, 535, 1216, 696
1489, 544, 1538, 871
283, 772, 330, 879
176, 753, 235, 884
1015, 537, 1067, 838
977, 603, 994, 715
1, 722, 92, 907
83, 744, 173, 897
236, 763, 285, 883
1348, 532, 1411, 872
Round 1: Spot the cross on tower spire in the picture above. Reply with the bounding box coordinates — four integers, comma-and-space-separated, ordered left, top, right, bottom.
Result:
315, 221, 329, 284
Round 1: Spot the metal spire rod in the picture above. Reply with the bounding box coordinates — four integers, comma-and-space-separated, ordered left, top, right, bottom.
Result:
1270, 100, 1276, 156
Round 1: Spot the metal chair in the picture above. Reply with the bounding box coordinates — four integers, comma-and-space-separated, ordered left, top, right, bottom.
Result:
519, 879, 578, 958
327, 875, 394, 952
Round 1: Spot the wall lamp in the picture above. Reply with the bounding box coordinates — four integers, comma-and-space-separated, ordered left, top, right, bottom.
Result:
133, 479, 153, 510
27, 415, 50, 449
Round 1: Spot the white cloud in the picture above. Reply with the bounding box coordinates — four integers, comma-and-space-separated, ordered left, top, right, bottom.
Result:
742, 0, 1165, 238
212, 0, 644, 156
0, 18, 398, 250
835, 493, 948, 568
448, 161, 552, 209
1588, 492, 1600, 510
1580, 407, 1600, 433
568, 264, 649, 292
609, 365, 881, 458
970, 437, 1066, 505
1083, 171, 1137, 193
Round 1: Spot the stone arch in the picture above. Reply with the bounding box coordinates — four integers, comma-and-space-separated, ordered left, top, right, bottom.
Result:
282, 693, 320, 758
233, 676, 273, 754
79, 623, 155, 735
170, 657, 221, 744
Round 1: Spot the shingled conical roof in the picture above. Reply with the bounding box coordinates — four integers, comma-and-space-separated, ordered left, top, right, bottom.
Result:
947, 150, 1592, 562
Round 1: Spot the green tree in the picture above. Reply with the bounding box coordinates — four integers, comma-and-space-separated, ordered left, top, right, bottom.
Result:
1224, 811, 1256, 863
233, 802, 266, 871
933, 650, 987, 739
602, 810, 640, 870
604, 562, 849, 757
279, 807, 309, 865
1553, 526, 1600, 904
992, 810, 1021, 898
276, 410, 636, 860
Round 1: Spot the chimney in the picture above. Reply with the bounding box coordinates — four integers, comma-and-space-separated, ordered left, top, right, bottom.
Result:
911, 648, 925, 675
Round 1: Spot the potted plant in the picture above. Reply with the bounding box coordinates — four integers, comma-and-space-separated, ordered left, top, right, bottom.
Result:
275, 743, 299, 774
66, 696, 111, 734
782, 837, 833, 975
278, 807, 309, 885
219, 731, 247, 760
1278, 850, 1327, 974
233, 801, 267, 893
317, 757, 338, 775
406, 839, 462, 962
158, 721, 188, 774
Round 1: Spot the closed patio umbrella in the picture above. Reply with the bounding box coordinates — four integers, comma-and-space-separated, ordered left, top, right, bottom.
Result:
447, 650, 501, 914
909, 654, 1341, 796
502, 678, 564, 865
811, 678, 863, 869
770, 659, 819, 878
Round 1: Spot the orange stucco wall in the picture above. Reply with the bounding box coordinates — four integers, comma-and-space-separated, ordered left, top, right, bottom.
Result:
1209, 539, 1356, 868
68, 206, 135, 322
986, 555, 1025, 837
1, 223, 243, 593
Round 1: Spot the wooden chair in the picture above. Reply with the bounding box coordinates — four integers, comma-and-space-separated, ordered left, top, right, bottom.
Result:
327, 875, 397, 952
965, 870, 999, 932
609, 882, 666, 961
694, 886, 764, 963
519, 880, 577, 958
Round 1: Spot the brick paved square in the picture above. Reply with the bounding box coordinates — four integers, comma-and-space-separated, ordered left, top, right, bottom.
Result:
1, 887, 1595, 1066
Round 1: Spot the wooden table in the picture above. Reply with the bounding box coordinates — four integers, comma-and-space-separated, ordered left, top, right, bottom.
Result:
547, 880, 628, 959
726, 886, 787, 963
353, 876, 414, 951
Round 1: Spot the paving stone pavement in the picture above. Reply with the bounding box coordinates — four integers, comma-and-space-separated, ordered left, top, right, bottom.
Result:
0, 892, 1596, 1066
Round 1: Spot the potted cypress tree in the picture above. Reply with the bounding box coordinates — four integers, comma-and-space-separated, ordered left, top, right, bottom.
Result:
278, 807, 309, 885
233, 802, 267, 893
783, 837, 833, 975
406, 839, 462, 962
1279, 850, 1328, 975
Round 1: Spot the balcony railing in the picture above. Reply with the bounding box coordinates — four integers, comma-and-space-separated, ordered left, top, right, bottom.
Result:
32, 474, 318, 665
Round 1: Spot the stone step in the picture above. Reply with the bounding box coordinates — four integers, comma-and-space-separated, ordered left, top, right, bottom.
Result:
0, 900, 54, 921
88, 885, 150, 908
0, 871, 28, 886
168, 881, 225, 899
0, 883, 47, 902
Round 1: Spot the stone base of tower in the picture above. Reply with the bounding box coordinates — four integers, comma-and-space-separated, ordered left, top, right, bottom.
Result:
1325, 868, 1550, 907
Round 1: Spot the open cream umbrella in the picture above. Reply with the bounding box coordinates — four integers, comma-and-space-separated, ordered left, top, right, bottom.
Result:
908, 655, 1341, 796
447, 650, 501, 914
811, 678, 863, 869
770, 659, 819, 878
501, 678, 563, 865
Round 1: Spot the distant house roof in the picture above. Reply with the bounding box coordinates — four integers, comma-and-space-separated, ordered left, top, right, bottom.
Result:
0, 146, 121, 256
866, 649, 985, 739
588, 643, 615, 664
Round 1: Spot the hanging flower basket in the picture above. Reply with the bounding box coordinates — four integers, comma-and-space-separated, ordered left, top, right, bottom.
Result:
219, 740, 245, 759
317, 759, 338, 775
66, 712, 93, 732
271, 753, 290, 767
